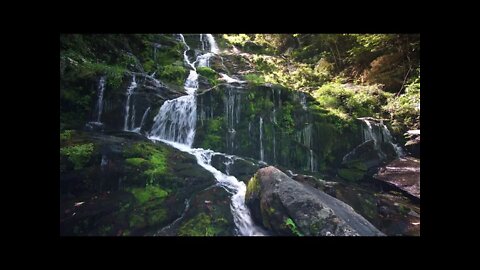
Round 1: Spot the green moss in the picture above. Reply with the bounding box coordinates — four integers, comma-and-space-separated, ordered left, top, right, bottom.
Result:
157, 64, 188, 86
78, 62, 126, 88
125, 157, 148, 167
285, 218, 303, 236
197, 66, 219, 86
147, 208, 168, 225
246, 174, 261, 198
129, 214, 146, 229
200, 117, 225, 150
178, 213, 215, 236
97, 225, 113, 235
60, 143, 94, 170
128, 186, 169, 204
244, 73, 265, 85
60, 130, 74, 142
337, 168, 365, 182
125, 142, 169, 182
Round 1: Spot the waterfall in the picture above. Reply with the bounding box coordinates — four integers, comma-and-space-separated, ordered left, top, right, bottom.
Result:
226, 87, 237, 153
148, 34, 264, 236
300, 92, 307, 110
259, 117, 264, 161
95, 76, 106, 122
155, 140, 266, 236
360, 119, 404, 158
130, 102, 136, 130
273, 127, 276, 164
123, 75, 137, 131
199, 34, 205, 51
309, 149, 316, 172
219, 73, 246, 84
132, 107, 150, 133
206, 34, 219, 54
149, 34, 199, 146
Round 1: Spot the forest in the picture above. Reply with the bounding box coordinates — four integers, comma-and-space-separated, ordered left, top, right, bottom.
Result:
60, 33, 420, 236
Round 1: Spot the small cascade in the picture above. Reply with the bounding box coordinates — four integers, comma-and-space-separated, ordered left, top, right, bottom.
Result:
123, 75, 137, 131
273, 126, 276, 164
132, 106, 151, 133
272, 88, 277, 124
259, 117, 264, 161
95, 76, 106, 122
309, 149, 317, 172
300, 92, 307, 110
206, 34, 219, 54
360, 118, 405, 158
100, 154, 108, 171
130, 102, 136, 130
225, 87, 237, 152
85, 77, 107, 130
223, 155, 235, 175
219, 73, 246, 84
156, 140, 266, 236
149, 34, 265, 236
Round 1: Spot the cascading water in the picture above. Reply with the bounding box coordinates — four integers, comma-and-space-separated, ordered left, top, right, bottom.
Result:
123, 75, 137, 131
149, 34, 265, 236
360, 118, 404, 158
95, 76, 106, 122
206, 34, 219, 54
132, 106, 151, 133
259, 117, 264, 162
85, 77, 107, 130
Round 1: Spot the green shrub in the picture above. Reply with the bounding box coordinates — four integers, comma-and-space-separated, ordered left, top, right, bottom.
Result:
197, 66, 219, 86
244, 73, 265, 85
60, 143, 95, 170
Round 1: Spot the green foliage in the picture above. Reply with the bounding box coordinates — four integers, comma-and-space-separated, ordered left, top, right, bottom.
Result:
222, 34, 252, 46
285, 218, 303, 236
78, 62, 126, 88
201, 117, 224, 150
337, 168, 365, 182
125, 142, 168, 182
60, 130, 74, 142
178, 212, 228, 236
278, 103, 295, 135
125, 157, 148, 167
313, 82, 392, 123
128, 186, 169, 204
60, 143, 94, 170
246, 175, 260, 198
383, 74, 420, 133
157, 64, 188, 85
197, 66, 219, 86
244, 73, 265, 85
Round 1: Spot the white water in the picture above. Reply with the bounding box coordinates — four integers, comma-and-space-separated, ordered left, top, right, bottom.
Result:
153, 140, 266, 236
309, 149, 316, 172
219, 73, 246, 84
361, 119, 404, 158
206, 34, 219, 54
123, 75, 137, 131
148, 34, 264, 236
300, 92, 307, 110
132, 106, 151, 133
259, 117, 264, 161
96, 76, 106, 122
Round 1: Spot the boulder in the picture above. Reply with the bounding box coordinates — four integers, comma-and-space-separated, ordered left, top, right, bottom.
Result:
373, 157, 420, 200
245, 166, 384, 236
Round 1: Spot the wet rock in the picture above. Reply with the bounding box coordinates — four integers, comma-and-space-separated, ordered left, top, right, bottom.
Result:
245, 166, 384, 236
373, 157, 420, 200
291, 174, 338, 197
404, 131, 420, 158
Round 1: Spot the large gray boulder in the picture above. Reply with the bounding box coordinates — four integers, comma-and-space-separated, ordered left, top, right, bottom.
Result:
245, 166, 384, 236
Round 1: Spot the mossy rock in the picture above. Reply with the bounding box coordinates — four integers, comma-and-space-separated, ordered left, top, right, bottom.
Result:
337, 168, 365, 182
